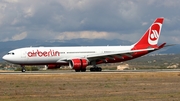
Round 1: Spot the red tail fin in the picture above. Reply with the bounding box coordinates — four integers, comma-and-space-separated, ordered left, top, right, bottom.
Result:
132, 17, 164, 50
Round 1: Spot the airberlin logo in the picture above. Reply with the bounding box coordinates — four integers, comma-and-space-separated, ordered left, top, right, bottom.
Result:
27, 50, 60, 57
148, 23, 162, 45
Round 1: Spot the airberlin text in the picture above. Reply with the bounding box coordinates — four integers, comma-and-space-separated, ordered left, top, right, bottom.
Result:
28, 50, 60, 57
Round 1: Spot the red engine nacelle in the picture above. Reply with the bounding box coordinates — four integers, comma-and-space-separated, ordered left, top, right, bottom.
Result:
47, 64, 61, 69
69, 59, 89, 72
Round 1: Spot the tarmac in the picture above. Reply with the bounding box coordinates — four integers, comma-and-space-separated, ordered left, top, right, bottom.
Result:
0, 69, 180, 75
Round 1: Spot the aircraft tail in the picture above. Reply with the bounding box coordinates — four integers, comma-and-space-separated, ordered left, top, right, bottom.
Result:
132, 17, 164, 50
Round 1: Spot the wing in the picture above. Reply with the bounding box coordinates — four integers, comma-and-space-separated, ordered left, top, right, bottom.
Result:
56, 48, 155, 63
57, 43, 166, 63
87, 43, 167, 62
85, 48, 155, 62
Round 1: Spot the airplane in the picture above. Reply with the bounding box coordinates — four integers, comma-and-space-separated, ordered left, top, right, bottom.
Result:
2, 17, 166, 72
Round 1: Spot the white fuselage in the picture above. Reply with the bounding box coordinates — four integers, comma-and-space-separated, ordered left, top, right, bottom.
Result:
2, 45, 133, 65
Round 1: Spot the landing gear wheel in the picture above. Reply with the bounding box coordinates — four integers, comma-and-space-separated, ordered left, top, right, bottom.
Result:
90, 68, 95, 71
21, 68, 26, 72
98, 68, 102, 71
21, 65, 26, 72
90, 61, 102, 72
90, 67, 102, 72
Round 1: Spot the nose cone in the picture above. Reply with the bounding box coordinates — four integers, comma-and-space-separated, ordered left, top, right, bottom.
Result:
2, 54, 21, 64
2, 55, 7, 61
2, 55, 11, 62
2, 55, 16, 63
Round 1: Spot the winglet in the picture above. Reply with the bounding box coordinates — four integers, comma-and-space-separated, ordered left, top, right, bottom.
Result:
132, 17, 164, 50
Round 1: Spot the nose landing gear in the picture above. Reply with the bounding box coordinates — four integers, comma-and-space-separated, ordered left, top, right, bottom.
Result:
21, 65, 26, 72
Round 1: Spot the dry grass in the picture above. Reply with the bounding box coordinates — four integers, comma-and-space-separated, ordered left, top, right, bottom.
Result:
0, 72, 180, 101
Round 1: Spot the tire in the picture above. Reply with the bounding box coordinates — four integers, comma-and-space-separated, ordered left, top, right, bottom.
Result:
21, 69, 26, 72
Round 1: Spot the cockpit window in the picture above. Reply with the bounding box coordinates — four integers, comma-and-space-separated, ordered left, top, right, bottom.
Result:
7, 52, 15, 55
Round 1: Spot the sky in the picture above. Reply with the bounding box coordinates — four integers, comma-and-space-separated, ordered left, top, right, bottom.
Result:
0, 0, 180, 44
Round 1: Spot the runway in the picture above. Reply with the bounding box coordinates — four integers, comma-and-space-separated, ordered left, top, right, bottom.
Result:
0, 69, 180, 75
1, 69, 180, 101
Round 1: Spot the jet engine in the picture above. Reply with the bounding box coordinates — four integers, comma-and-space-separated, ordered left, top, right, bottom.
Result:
69, 58, 89, 72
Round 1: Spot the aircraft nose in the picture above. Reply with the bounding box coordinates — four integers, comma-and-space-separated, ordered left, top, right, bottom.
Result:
2, 55, 7, 60
2, 55, 10, 61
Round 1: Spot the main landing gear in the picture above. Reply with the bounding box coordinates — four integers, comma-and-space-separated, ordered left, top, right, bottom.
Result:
21, 65, 26, 72
90, 61, 102, 72
90, 66, 102, 72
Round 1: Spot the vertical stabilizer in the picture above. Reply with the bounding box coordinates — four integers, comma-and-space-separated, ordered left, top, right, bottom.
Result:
132, 18, 164, 50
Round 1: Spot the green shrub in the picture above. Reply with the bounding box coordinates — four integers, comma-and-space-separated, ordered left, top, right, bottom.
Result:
15, 66, 39, 71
